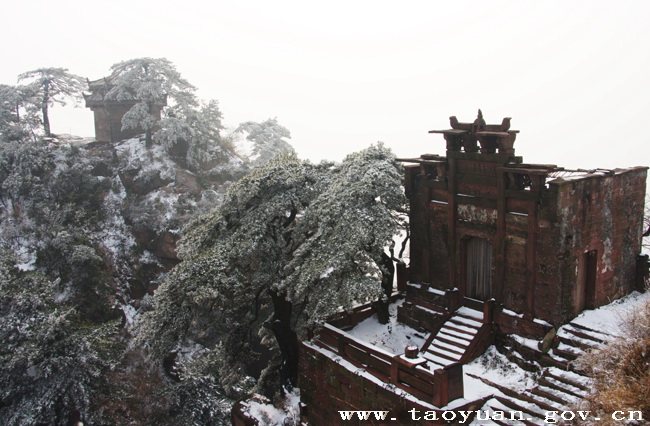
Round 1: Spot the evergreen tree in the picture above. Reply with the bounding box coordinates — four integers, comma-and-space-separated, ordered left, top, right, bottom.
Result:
105, 58, 197, 147
155, 98, 233, 172
105, 57, 237, 173
0, 85, 35, 142
236, 118, 295, 164
0, 140, 117, 323
17, 68, 85, 137
138, 144, 406, 394
0, 248, 119, 425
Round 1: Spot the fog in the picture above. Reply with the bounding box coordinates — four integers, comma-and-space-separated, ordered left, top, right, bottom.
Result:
3, 0, 649, 169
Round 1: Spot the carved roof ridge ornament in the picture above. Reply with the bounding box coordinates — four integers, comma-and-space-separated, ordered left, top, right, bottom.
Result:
429, 110, 519, 156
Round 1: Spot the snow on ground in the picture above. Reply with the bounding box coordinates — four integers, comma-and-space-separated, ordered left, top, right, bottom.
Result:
14, 244, 36, 271
341, 299, 532, 411
570, 290, 650, 336
115, 136, 177, 181
345, 299, 533, 403
241, 389, 301, 426
326, 291, 650, 414
122, 303, 138, 329
463, 346, 535, 401
346, 299, 427, 354
95, 176, 136, 261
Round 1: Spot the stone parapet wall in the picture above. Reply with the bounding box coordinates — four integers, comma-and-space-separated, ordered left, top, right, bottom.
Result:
299, 342, 474, 425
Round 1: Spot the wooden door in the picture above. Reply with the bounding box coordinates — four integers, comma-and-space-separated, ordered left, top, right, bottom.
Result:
576, 250, 598, 313
466, 237, 493, 300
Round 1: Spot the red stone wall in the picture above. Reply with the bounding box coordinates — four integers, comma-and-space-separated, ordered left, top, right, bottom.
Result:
404, 153, 647, 328
299, 343, 477, 426
546, 168, 647, 323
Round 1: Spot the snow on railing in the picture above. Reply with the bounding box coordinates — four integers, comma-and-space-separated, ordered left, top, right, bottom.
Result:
314, 323, 463, 407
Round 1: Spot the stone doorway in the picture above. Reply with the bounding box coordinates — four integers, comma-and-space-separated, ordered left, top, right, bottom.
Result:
466, 237, 493, 300
575, 250, 598, 313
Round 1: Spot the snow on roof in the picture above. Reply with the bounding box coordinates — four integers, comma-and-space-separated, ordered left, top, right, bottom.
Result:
544, 167, 642, 184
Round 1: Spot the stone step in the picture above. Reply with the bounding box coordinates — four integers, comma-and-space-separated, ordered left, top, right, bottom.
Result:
426, 348, 461, 362
545, 369, 590, 392
557, 335, 598, 352
493, 395, 546, 424
521, 390, 564, 412
468, 373, 559, 413
529, 385, 570, 407
440, 324, 476, 339
552, 345, 579, 361
422, 352, 454, 367
538, 376, 586, 399
445, 318, 480, 331
434, 332, 470, 349
559, 327, 605, 346
420, 308, 484, 367
455, 306, 484, 321
437, 329, 473, 344
547, 350, 573, 368
440, 321, 476, 340
449, 315, 483, 329
430, 339, 464, 355
568, 322, 615, 341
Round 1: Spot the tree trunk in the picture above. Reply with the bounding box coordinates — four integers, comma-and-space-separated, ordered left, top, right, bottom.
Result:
268, 289, 299, 391
42, 81, 51, 137
375, 251, 395, 324
145, 129, 153, 147
145, 101, 153, 147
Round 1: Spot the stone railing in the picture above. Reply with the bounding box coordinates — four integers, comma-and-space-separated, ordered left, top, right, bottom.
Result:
314, 323, 464, 407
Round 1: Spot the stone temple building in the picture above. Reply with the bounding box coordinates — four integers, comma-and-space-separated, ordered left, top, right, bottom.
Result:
294, 112, 648, 425
84, 77, 166, 143
402, 110, 647, 332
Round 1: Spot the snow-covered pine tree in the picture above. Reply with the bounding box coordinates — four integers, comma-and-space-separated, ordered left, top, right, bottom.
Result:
106, 58, 238, 174
0, 85, 24, 142
0, 248, 119, 425
17, 68, 85, 138
236, 118, 295, 164
0, 84, 40, 142
105, 57, 197, 147
156, 98, 237, 173
282, 144, 406, 325
137, 143, 406, 396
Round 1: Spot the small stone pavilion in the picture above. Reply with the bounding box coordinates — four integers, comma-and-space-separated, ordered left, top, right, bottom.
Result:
296, 112, 648, 425
84, 77, 166, 143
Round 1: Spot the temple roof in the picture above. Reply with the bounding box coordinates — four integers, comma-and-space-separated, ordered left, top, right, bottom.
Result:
84, 76, 166, 107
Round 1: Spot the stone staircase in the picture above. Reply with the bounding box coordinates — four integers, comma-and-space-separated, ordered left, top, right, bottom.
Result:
421, 306, 485, 368
548, 322, 615, 364
472, 320, 614, 424
473, 366, 591, 425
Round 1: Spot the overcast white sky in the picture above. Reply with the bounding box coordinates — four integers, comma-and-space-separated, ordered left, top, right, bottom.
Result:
3, 0, 650, 170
